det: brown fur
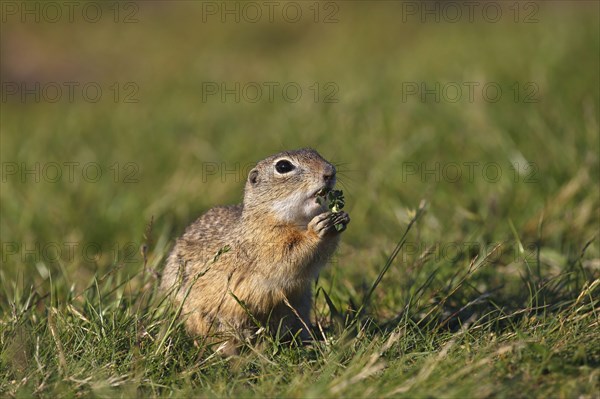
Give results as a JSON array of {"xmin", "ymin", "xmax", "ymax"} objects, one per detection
[{"xmin": 160, "ymin": 148, "xmax": 350, "ymax": 355}]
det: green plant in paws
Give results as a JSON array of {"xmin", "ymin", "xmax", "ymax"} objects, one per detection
[{"xmin": 317, "ymin": 189, "xmax": 345, "ymax": 231}]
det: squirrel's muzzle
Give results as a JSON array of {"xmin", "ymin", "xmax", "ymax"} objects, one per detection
[{"xmin": 323, "ymin": 164, "xmax": 336, "ymax": 185}]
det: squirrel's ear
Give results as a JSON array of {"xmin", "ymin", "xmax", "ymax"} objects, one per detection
[{"xmin": 248, "ymin": 169, "xmax": 259, "ymax": 185}]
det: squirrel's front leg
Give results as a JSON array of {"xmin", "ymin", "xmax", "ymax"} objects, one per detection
[{"xmin": 308, "ymin": 211, "xmax": 351, "ymax": 237}]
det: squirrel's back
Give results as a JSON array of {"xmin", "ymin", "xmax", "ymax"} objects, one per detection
[{"xmin": 160, "ymin": 204, "xmax": 242, "ymax": 293}]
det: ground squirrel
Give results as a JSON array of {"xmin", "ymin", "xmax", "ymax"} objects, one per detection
[{"xmin": 161, "ymin": 148, "xmax": 350, "ymax": 355}]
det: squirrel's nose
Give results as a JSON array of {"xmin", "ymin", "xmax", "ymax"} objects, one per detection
[{"xmin": 323, "ymin": 165, "xmax": 336, "ymax": 183}]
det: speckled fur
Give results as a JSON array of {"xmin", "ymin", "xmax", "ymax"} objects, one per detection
[{"xmin": 160, "ymin": 148, "xmax": 350, "ymax": 354}]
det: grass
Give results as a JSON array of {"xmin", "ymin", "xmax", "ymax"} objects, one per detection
[{"xmin": 1, "ymin": 2, "xmax": 599, "ymax": 398}]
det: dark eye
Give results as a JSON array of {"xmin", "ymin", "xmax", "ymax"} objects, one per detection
[{"xmin": 275, "ymin": 160, "xmax": 295, "ymax": 174}]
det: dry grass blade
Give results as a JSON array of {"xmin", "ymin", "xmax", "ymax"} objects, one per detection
[{"xmin": 47, "ymin": 308, "xmax": 67, "ymax": 375}]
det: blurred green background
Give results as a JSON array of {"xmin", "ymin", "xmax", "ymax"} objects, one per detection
[
  {"xmin": 1, "ymin": 2, "xmax": 599, "ymax": 397},
  {"xmin": 1, "ymin": 1, "xmax": 598, "ymax": 303}
]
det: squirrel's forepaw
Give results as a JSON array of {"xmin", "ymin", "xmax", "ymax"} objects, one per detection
[{"xmin": 308, "ymin": 211, "xmax": 350, "ymax": 237}]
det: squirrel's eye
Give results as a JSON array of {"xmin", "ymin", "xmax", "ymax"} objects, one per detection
[{"xmin": 275, "ymin": 160, "xmax": 295, "ymax": 174}]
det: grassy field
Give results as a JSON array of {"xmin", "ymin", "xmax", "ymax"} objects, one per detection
[{"xmin": 1, "ymin": 1, "xmax": 599, "ymax": 397}]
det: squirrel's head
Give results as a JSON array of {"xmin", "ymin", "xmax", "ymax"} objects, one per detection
[{"xmin": 243, "ymin": 148, "xmax": 337, "ymax": 226}]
